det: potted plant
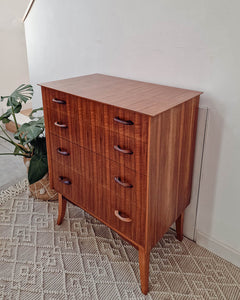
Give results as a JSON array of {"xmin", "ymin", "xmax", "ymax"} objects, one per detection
[{"xmin": 0, "ymin": 84, "xmax": 57, "ymax": 200}]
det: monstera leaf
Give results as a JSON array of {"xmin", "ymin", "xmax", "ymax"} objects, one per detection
[
  {"xmin": 28, "ymin": 137, "xmax": 48, "ymax": 184},
  {"xmin": 14, "ymin": 117, "xmax": 45, "ymax": 144},
  {"xmin": 0, "ymin": 110, "xmax": 11, "ymax": 123},
  {"xmin": 29, "ymin": 107, "xmax": 44, "ymax": 119},
  {"xmin": 0, "ymin": 84, "xmax": 33, "ymax": 124},
  {"xmin": 0, "ymin": 103, "xmax": 22, "ymax": 123},
  {"xmin": 1, "ymin": 84, "xmax": 33, "ymax": 103}
]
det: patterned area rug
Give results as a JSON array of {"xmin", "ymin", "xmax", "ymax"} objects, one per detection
[{"xmin": 0, "ymin": 180, "xmax": 240, "ymax": 300}]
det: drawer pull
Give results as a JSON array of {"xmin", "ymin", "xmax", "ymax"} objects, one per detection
[
  {"xmin": 57, "ymin": 148, "xmax": 70, "ymax": 156},
  {"xmin": 114, "ymin": 116, "xmax": 134, "ymax": 125},
  {"xmin": 114, "ymin": 210, "xmax": 132, "ymax": 223},
  {"xmin": 59, "ymin": 176, "xmax": 71, "ymax": 185},
  {"xmin": 114, "ymin": 176, "xmax": 133, "ymax": 188},
  {"xmin": 114, "ymin": 145, "xmax": 133, "ymax": 155},
  {"xmin": 52, "ymin": 98, "xmax": 66, "ymax": 105},
  {"xmin": 113, "ymin": 145, "xmax": 133, "ymax": 154},
  {"xmin": 54, "ymin": 121, "xmax": 68, "ymax": 128}
]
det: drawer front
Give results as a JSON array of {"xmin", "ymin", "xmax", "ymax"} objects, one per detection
[
  {"xmin": 42, "ymin": 87, "xmax": 149, "ymax": 142},
  {"xmin": 52, "ymin": 162, "xmax": 146, "ymax": 246},
  {"xmin": 51, "ymin": 146, "xmax": 147, "ymax": 205},
  {"xmin": 50, "ymin": 133, "xmax": 147, "ymax": 175},
  {"xmin": 42, "ymin": 87, "xmax": 78, "ymax": 112}
]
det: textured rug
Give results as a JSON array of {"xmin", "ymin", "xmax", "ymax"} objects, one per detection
[{"xmin": 0, "ymin": 180, "xmax": 240, "ymax": 300}]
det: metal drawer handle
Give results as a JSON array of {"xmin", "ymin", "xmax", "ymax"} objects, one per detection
[
  {"xmin": 54, "ymin": 121, "xmax": 68, "ymax": 128},
  {"xmin": 59, "ymin": 176, "xmax": 71, "ymax": 185},
  {"xmin": 57, "ymin": 148, "xmax": 70, "ymax": 156},
  {"xmin": 114, "ymin": 145, "xmax": 133, "ymax": 155},
  {"xmin": 52, "ymin": 98, "xmax": 66, "ymax": 104},
  {"xmin": 114, "ymin": 116, "xmax": 134, "ymax": 125},
  {"xmin": 114, "ymin": 176, "xmax": 133, "ymax": 188},
  {"xmin": 114, "ymin": 210, "xmax": 132, "ymax": 223}
]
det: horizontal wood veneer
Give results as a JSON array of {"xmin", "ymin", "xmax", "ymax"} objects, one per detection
[
  {"xmin": 49, "ymin": 132, "xmax": 148, "ymax": 175},
  {"xmin": 52, "ymin": 161, "xmax": 146, "ymax": 246}
]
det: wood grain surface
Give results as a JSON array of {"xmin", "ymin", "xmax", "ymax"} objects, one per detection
[
  {"xmin": 145, "ymin": 97, "xmax": 199, "ymax": 251},
  {"xmin": 51, "ymin": 147, "xmax": 147, "ymax": 208},
  {"xmin": 49, "ymin": 131, "xmax": 148, "ymax": 175},
  {"xmin": 41, "ymin": 74, "xmax": 202, "ymax": 294},
  {"xmin": 57, "ymin": 193, "xmax": 67, "ymax": 225},
  {"xmin": 52, "ymin": 161, "xmax": 146, "ymax": 246},
  {"xmin": 40, "ymin": 74, "xmax": 202, "ymax": 116},
  {"xmin": 41, "ymin": 87, "xmax": 54, "ymax": 188},
  {"xmin": 42, "ymin": 87, "xmax": 149, "ymax": 142}
]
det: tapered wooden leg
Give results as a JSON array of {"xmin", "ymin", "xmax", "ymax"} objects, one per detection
[
  {"xmin": 139, "ymin": 248, "xmax": 150, "ymax": 295},
  {"xmin": 176, "ymin": 212, "xmax": 184, "ymax": 241},
  {"xmin": 57, "ymin": 193, "xmax": 67, "ymax": 225}
]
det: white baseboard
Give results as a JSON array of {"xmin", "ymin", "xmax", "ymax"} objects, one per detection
[{"xmin": 196, "ymin": 230, "xmax": 240, "ymax": 268}]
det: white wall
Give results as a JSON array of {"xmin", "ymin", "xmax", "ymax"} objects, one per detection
[
  {"xmin": 0, "ymin": 0, "xmax": 30, "ymax": 113},
  {"xmin": 25, "ymin": 0, "xmax": 240, "ymax": 265}
]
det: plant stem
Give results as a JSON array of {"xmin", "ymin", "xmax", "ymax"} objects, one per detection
[
  {"xmin": 10, "ymin": 107, "xmax": 26, "ymax": 146},
  {"xmin": 0, "ymin": 125, "xmax": 29, "ymax": 154},
  {"xmin": 0, "ymin": 124, "xmax": 15, "ymax": 142},
  {"xmin": 0, "ymin": 152, "xmax": 30, "ymax": 157},
  {"xmin": 0, "ymin": 136, "xmax": 21, "ymax": 153},
  {"xmin": 11, "ymin": 107, "xmax": 19, "ymax": 130},
  {"xmin": 0, "ymin": 135, "xmax": 13, "ymax": 144}
]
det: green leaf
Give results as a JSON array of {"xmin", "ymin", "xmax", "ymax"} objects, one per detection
[
  {"xmin": 1, "ymin": 96, "xmax": 8, "ymax": 101},
  {"xmin": 28, "ymin": 153, "xmax": 48, "ymax": 184},
  {"xmin": 7, "ymin": 96, "xmax": 19, "ymax": 107},
  {"xmin": 10, "ymin": 84, "xmax": 33, "ymax": 103},
  {"xmin": 0, "ymin": 100, "xmax": 22, "ymax": 123},
  {"xmin": 14, "ymin": 120, "xmax": 44, "ymax": 144},
  {"xmin": 30, "ymin": 136, "xmax": 47, "ymax": 155},
  {"xmin": 0, "ymin": 84, "xmax": 32, "ymax": 128},
  {"xmin": 28, "ymin": 137, "xmax": 48, "ymax": 184},
  {"xmin": 29, "ymin": 107, "xmax": 43, "ymax": 119},
  {"xmin": 13, "ymin": 102, "xmax": 22, "ymax": 114},
  {"xmin": 0, "ymin": 109, "xmax": 11, "ymax": 121},
  {"xmin": 2, "ymin": 117, "xmax": 11, "ymax": 124}
]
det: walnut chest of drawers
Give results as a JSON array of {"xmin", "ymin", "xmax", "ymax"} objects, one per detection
[{"xmin": 40, "ymin": 74, "xmax": 202, "ymax": 294}]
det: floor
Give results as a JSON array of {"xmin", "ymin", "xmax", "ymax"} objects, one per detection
[
  {"xmin": 0, "ymin": 181, "xmax": 240, "ymax": 299},
  {"xmin": 0, "ymin": 129, "xmax": 27, "ymax": 190}
]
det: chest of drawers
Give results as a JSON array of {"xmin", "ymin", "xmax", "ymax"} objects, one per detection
[{"xmin": 40, "ymin": 74, "xmax": 202, "ymax": 294}]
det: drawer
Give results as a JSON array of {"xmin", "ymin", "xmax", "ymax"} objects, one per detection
[
  {"xmin": 42, "ymin": 87, "xmax": 78, "ymax": 112},
  {"xmin": 49, "ymin": 133, "xmax": 147, "ymax": 175},
  {"xmin": 51, "ymin": 147, "xmax": 147, "ymax": 206},
  {"xmin": 42, "ymin": 87, "xmax": 149, "ymax": 142},
  {"xmin": 52, "ymin": 162, "xmax": 145, "ymax": 246}
]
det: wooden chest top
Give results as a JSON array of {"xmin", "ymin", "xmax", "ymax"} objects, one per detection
[{"xmin": 40, "ymin": 73, "xmax": 202, "ymax": 116}]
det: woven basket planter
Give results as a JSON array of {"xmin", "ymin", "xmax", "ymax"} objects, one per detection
[{"xmin": 24, "ymin": 157, "xmax": 57, "ymax": 201}]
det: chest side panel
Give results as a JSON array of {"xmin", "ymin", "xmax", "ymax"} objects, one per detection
[{"xmin": 146, "ymin": 97, "xmax": 199, "ymax": 250}]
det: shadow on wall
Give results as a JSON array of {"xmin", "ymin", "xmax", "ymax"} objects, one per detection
[{"xmin": 196, "ymin": 95, "xmax": 224, "ymax": 235}]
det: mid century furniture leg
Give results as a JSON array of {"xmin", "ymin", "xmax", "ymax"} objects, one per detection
[
  {"xmin": 57, "ymin": 193, "xmax": 67, "ymax": 225},
  {"xmin": 139, "ymin": 248, "xmax": 150, "ymax": 295},
  {"xmin": 176, "ymin": 212, "xmax": 184, "ymax": 241}
]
